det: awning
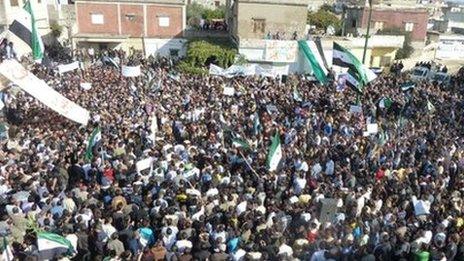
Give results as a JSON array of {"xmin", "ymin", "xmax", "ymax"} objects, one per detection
[{"xmin": 72, "ymin": 34, "xmax": 130, "ymax": 43}]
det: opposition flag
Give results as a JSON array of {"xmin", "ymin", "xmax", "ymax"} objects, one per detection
[
  {"xmin": 85, "ymin": 127, "xmax": 101, "ymax": 160},
  {"xmin": 37, "ymin": 232, "xmax": 73, "ymax": 254},
  {"xmin": 379, "ymin": 97, "xmax": 392, "ymax": 109},
  {"xmin": 298, "ymin": 40, "xmax": 328, "ymax": 85},
  {"xmin": 9, "ymin": 0, "xmax": 44, "ymax": 61},
  {"xmin": 333, "ymin": 42, "xmax": 377, "ymax": 92},
  {"xmin": 232, "ymin": 138, "xmax": 250, "ymax": 150},
  {"xmin": 267, "ymin": 133, "xmax": 282, "ymax": 172},
  {"xmin": 400, "ymin": 82, "xmax": 416, "ymax": 91},
  {"xmin": 1, "ymin": 236, "xmax": 12, "ymax": 261}
]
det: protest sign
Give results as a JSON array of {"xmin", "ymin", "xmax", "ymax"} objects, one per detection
[
  {"xmin": 136, "ymin": 157, "xmax": 154, "ymax": 173},
  {"xmin": 122, "ymin": 65, "xmax": 141, "ymax": 77},
  {"xmin": 349, "ymin": 105, "xmax": 362, "ymax": 114},
  {"xmin": 58, "ymin": 61, "xmax": 80, "ymax": 74},
  {"xmin": 0, "ymin": 60, "xmax": 90, "ymax": 125},
  {"xmin": 223, "ymin": 86, "xmax": 235, "ymax": 96},
  {"xmin": 80, "ymin": 82, "xmax": 92, "ymax": 90},
  {"xmin": 367, "ymin": 123, "xmax": 378, "ymax": 134}
]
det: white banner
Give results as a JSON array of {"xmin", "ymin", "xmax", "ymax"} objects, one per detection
[
  {"xmin": 80, "ymin": 82, "xmax": 92, "ymax": 90},
  {"xmin": 0, "ymin": 60, "xmax": 90, "ymax": 125},
  {"xmin": 122, "ymin": 65, "xmax": 141, "ymax": 77},
  {"xmin": 58, "ymin": 61, "xmax": 80, "ymax": 74},
  {"xmin": 136, "ymin": 157, "xmax": 154, "ymax": 173}
]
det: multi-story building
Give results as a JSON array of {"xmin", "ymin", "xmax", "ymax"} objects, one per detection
[
  {"xmin": 344, "ymin": 5, "xmax": 428, "ymax": 43},
  {"xmin": 228, "ymin": 0, "xmax": 309, "ymax": 43},
  {"xmin": 73, "ymin": 0, "xmax": 187, "ymax": 57}
]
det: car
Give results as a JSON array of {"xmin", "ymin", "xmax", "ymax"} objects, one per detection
[
  {"xmin": 410, "ymin": 67, "xmax": 432, "ymax": 82},
  {"xmin": 432, "ymin": 72, "xmax": 451, "ymax": 86}
]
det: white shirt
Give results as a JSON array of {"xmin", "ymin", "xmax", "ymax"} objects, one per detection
[{"xmin": 175, "ymin": 240, "xmax": 192, "ymax": 252}]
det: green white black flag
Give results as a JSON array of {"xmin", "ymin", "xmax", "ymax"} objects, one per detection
[
  {"xmin": 9, "ymin": 1, "xmax": 44, "ymax": 61},
  {"xmin": 267, "ymin": 133, "xmax": 282, "ymax": 172}
]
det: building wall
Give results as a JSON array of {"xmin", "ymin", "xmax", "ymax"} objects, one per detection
[
  {"xmin": 345, "ymin": 7, "xmax": 428, "ymax": 42},
  {"xmin": 120, "ymin": 4, "xmax": 144, "ymax": 37},
  {"xmin": 75, "ymin": 1, "xmax": 184, "ymax": 38},
  {"xmin": 235, "ymin": 2, "xmax": 307, "ymax": 40},
  {"xmin": 76, "ymin": 3, "xmax": 119, "ymax": 35},
  {"xmin": 146, "ymin": 5, "xmax": 183, "ymax": 38}
]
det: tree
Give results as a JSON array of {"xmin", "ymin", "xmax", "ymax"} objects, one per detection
[
  {"xmin": 178, "ymin": 39, "xmax": 237, "ymax": 75},
  {"xmin": 307, "ymin": 10, "xmax": 341, "ymax": 32},
  {"xmin": 187, "ymin": 3, "xmax": 204, "ymax": 21},
  {"xmin": 50, "ymin": 23, "xmax": 63, "ymax": 38}
]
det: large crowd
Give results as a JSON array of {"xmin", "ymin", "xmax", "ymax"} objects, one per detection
[{"xmin": 1, "ymin": 48, "xmax": 464, "ymax": 261}]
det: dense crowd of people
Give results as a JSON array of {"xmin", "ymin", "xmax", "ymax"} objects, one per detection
[{"xmin": 1, "ymin": 48, "xmax": 464, "ymax": 261}]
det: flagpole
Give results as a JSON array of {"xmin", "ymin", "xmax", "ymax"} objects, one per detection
[
  {"xmin": 362, "ymin": 0, "xmax": 373, "ymax": 64},
  {"xmin": 238, "ymin": 151, "xmax": 260, "ymax": 180}
]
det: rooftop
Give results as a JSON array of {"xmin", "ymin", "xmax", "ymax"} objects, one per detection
[
  {"xmin": 74, "ymin": 0, "xmax": 185, "ymax": 5},
  {"xmin": 237, "ymin": 0, "xmax": 309, "ymax": 6}
]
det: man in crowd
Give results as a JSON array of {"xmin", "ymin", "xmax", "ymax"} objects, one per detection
[{"xmin": 0, "ymin": 48, "xmax": 464, "ymax": 261}]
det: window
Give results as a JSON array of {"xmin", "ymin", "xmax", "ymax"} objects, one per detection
[
  {"xmin": 373, "ymin": 21, "xmax": 384, "ymax": 30},
  {"xmin": 215, "ymin": 1, "xmax": 220, "ymax": 7},
  {"xmin": 405, "ymin": 22, "xmax": 414, "ymax": 32},
  {"xmin": 91, "ymin": 13, "xmax": 104, "ymax": 24},
  {"xmin": 10, "ymin": 0, "xmax": 19, "ymax": 6},
  {"xmin": 158, "ymin": 16, "xmax": 170, "ymax": 27},
  {"xmin": 252, "ymin": 18, "xmax": 265, "ymax": 33},
  {"xmin": 125, "ymin": 13, "xmax": 136, "ymax": 21},
  {"xmin": 170, "ymin": 49, "xmax": 179, "ymax": 57}
]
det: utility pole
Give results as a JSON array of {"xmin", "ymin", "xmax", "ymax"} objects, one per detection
[{"xmin": 362, "ymin": 0, "xmax": 373, "ymax": 64}]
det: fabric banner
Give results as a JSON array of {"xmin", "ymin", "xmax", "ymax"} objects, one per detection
[
  {"xmin": 136, "ymin": 157, "xmax": 154, "ymax": 173},
  {"xmin": 209, "ymin": 64, "xmax": 274, "ymax": 78},
  {"xmin": 298, "ymin": 40, "xmax": 328, "ymax": 84},
  {"xmin": 58, "ymin": 61, "xmax": 79, "ymax": 74},
  {"xmin": 80, "ymin": 82, "xmax": 91, "ymax": 90},
  {"xmin": 0, "ymin": 60, "xmax": 90, "ymax": 125},
  {"xmin": 122, "ymin": 65, "xmax": 141, "ymax": 77}
]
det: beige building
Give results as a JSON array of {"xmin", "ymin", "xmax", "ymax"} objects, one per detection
[{"xmin": 228, "ymin": 0, "xmax": 309, "ymax": 43}]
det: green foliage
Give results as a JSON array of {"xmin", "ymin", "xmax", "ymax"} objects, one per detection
[
  {"xmin": 202, "ymin": 7, "xmax": 225, "ymax": 20},
  {"xmin": 187, "ymin": 3, "xmax": 226, "ymax": 22},
  {"xmin": 50, "ymin": 23, "xmax": 63, "ymax": 38},
  {"xmin": 378, "ymin": 28, "xmax": 414, "ymax": 59},
  {"xmin": 235, "ymin": 54, "xmax": 248, "ymax": 65},
  {"xmin": 177, "ymin": 61, "xmax": 208, "ymax": 75},
  {"xmin": 319, "ymin": 3, "xmax": 334, "ymax": 12},
  {"xmin": 185, "ymin": 40, "xmax": 237, "ymax": 68},
  {"xmin": 187, "ymin": 3, "xmax": 205, "ymax": 21},
  {"xmin": 307, "ymin": 9, "xmax": 341, "ymax": 32}
]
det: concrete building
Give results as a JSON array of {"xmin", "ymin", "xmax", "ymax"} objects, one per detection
[
  {"xmin": 73, "ymin": 0, "xmax": 187, "ymax": 57},
  {"xmin": 344, "ymin": 6, "xmax": 428, "ymax": 42},
  {"xmin": 238, "ymin": 35, "xmax": 404, "ymax": 74},
  {"xmin": 442, "ymin": 6, "xmax": 464, "ymax": 33},
  {"xmin": 228, "ymin": 0, "xmax": 309, "ymax": 43}
]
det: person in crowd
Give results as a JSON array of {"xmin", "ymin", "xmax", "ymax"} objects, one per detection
[{"xmin": 1, "ymin": 47, "xmax": 464, "ymax": 261}]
